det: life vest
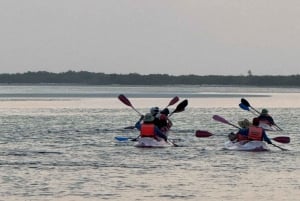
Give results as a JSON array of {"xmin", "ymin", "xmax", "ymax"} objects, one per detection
[
  {"xmin": 248, "ymin": 126, "xmax": 263, "ymax": 141},
  {"xmin": 140, "ymin": 124, "xmax": 155, "ymax": 138},
  {"xmin": 237, "ymin": 133, "xmax": 248, "ymax": 141}
]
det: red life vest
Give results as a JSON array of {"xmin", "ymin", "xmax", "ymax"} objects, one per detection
[
  {"xmin": 140, "ymin": 124, "xmax": 155, "ymax": 138},
  {"xmin": 248, "ymin": 126, "xmax": 263, "ymax": 141},
  {"xmin": 237, "ymin": 133, "xmax": 248, "ymax": 141}
]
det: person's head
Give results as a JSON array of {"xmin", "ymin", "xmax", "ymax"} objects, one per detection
[
  {"xmin": 261, "ymin": 108, "xmax": 269, "ymax": 115},
  {"xmin": 252, "ymin": 117, "xmax": 260, "ymax": 126},
  {"xmin": 150, "ymin": 107, "xmax": 160, "ymax": 115},
  {"xmin": 238, "ymin": 119, "xmax": 251, "ymax": 128},
  {"xmin": 143, "ymin": 113, "xmax": 155, "ymax": 123}
]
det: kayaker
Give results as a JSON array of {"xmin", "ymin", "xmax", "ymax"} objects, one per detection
[
  {"xmin": 257, "ymin": 108, "xmax": 275, "ymax": 127},
  {"xmin": 238, "ymin": 119, "xmax": 251, "ymax": 129},
  {"xmin": 155, "ymin": 108, "xmax": 173, "ymax": 132},
  {"xmin": 135, "ymin": 113, "xmax": 168, "ymax": 142},
  {"xmin": 238, "ymin": 117, "xmax": 273, "ymax": 144},
  {"xmin": 150, "ymin": 106, "xmax": 173, "ymax": 132}
]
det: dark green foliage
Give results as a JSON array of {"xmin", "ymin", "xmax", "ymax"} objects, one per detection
[{"xmin": 0, "ymin": 71, "xmax": 299, "ymax": 86}]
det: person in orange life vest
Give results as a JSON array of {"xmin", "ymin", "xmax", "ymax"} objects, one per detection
[
  {"xmin": 228, "ymin": 119, "xmax": 251, "ymax": 142},
  {"xmin": 150, "ymin": 106, "xmax": 161, "ymax": 127},
  {"xmin": 257, "ymin": 108, "xmax": 275, "ymax": 126},
  {"xmin": 135, "ymin": 113, "xmax": 168, "ymax": 141},
  {"xmin": 238, "ymin": 117, "xmax": 272, "ymax": 144},
  {"xmin": 155, "ymin": 108, "xmax": 173, "ymax": 132}
]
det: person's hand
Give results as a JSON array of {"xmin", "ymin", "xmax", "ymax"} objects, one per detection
[{"xmin": 139, "ymin": 115, "xmax": 144, "ymax": 121}]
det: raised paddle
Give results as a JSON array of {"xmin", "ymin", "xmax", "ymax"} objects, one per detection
[
  {"xmin": 118, "ymin": 94, "xmax": 143, "ymax": 116},
  {"xmin": 212, "ymin": 115, "xmax": 240, "ymax": 129},
  {"xmin": 120, "ymin": 96, "xmax": 179, "ymax": 129},
  {"xmin": 212, "ymin": 115, "xmax": 290, "ymax": 144},
  {"xmin": 165, "ymin": 96, "xmax": 179, "ymax": 108},
  {"xmin": 239, "ymin": 103, "xmax": 257, "ymax": 115},
  {"xmin": 240, "ymin": 98, "xmax": 284, "ymax": 131},
  {"xmin": 241, "ymin": 98, "xmax": 260, "ymax": 114},
  {"xmin": 169, "ymin": 99, "xmax": 188, "ymax": 117}
]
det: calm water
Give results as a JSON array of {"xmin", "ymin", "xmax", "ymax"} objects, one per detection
[{"xmin": 0, "ymin": 85, "xmax": 299, "ymax": 201}]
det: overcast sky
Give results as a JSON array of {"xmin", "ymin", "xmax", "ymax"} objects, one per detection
[{"xmin": 0, "ymin": 0, "xmax": 299, "ymax": 75}]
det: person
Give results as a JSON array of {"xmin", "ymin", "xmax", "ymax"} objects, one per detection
[
  {"xmin": 150, "ymin": 106, "xmax": 161, "ymax": 126},
  {"xmin": 238, "ymin": 119, "xmax": 251, "ymax": 129},
  {"xmin": 228, "ymin": 119, "xmax": 251, "ymax": 142},
  {"xmin": 238, "ymin": 117, "xmax": 272, "ymax": 144},
  {"xmin": 135, "ymin": 113, "xmax": 168, "ymax": 142},
  {"xmin": 155, "ymin": 108, "xmax": 173, "ymax": 132},
  {"xmin": 257, "ymin": 108, "xmax": 275, "ymax": 127}
]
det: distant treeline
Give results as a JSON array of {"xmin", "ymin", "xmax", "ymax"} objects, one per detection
[{"xmin": 0, "ymin": 71, "xmax": 299, "ymax": 87}]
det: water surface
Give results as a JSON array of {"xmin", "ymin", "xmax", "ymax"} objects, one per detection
[{"xmin": 0, "ymin": 85, "xmax": 299, "ymax": 201}]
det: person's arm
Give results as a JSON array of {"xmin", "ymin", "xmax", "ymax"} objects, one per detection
[
  {"xmin": 238, "ymin": 128, "xmax": 248, "ymax": 136},
  {"xmin": 134, "ymin": 115, "xmax": 144, "ymax": 130},
  {"xmin": 268, "ymin": 116, "xmax": 275, "ymax": 125}
]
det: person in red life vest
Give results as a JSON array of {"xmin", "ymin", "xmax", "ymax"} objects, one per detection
[
  {"xmin": 257, "ymin": 108, "xmax": 275, "ymax": 127},
  {"xmin": 135, "ymin": 113, "xmax": 168, "ymax": 142},
  {"xmin": 239, "ymin": 117, "xmax": 273, "ymax": 144},
  {"xmin": 155, "ymin": 108, "xmax": 173, "ymax": 133},
  {"xmin": 228, "ymin": 119, "xmax": 251, "ymax": 142},
  {"xmin": 228, "ymin": 118, "xmax": 272, "ymax": 144}
]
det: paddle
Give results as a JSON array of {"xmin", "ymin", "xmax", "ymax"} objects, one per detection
[
  {"xmin": 165, "ymin": 96, "xmax": 179, "ymax": 108},
  {"xmin": 270, "ymin": 143, "xmax": 288, "ymax": 151},
  {"xmin": 115, "ymin": 136, "xmax": 139, "ymax": 141},
  {"xmin": 120, "ymin": 95, "xmax": 179, "ymax": 129},
  {"xmin": 241, "ymin": 98, "xmax": 260, "ymax": 114},
  {"xmin": 169, "ymin": 99, "xmax": 188, "ymax": 117},
  {"xmin": 239, "ymin": 103, "xmax": 257, "ymax": 115},
  {"xmin": 240, "ymin": 98, "xmax": 284, "ymax": 131},
  {"xmin": 195, "ymin": 130, "xmax": 214, "ymax": 137},
  {"xmin": 118, "ymin": 94, "xmax": 143, "ymax": 116},
  {"xmin": 212, "ymin": 115, "xmax": 240, "ymax": 129},
  {"xmin": 212, "ymin": 115, "xmax": 290, "ymax": 144}
]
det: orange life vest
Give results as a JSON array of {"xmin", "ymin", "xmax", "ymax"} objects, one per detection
[
  {"xmin": 140, "ymin": 124, "xmax": 155, "ymax": 138},
  {"xmin": 237, "ymin": 133, "xmax": 248, "ymax": 141},
  {"xmin": 248, "ymin": 126, "xmax": 263, "ymax": 141}
]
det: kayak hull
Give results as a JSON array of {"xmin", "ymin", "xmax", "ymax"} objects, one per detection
[
  {"xmin": 224, "ymin": 141, "xmax": 269, "ymax": 151},
  {"xmin": 134, "ymin": 137, "xmax": 172, "ymax": 148}
]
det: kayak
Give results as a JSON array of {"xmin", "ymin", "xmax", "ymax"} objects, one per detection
[
  {"xmin": 224, "ymin": 140, "xmax": 269, "ymax": 151},
  {"xmin": 134, "ymin": 137, "xmax": 173, "ymax": 148}
]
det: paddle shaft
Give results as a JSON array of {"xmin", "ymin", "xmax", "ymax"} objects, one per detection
[
  {"xmin": 241, "ymin": 99, "xmax": 284, "ymax": 131},
  {"xmin": 271, "ymin": 143, "xmax": 288, "ymax": 151}
]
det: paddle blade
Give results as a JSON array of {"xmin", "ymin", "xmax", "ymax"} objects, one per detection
[
  {"xmin": 118, "ymin": 94, "xmax": 132, "ymax": 107},
  {"xmin": 273, "ymin": 136, "xmax": 290, "ymax": 144},
  {"xmin": 239, "ymin": 103, "xmax": 250, "ymax": 111},
  {"xmin": 195, "ymin": 130, "xmax": 213, "ymax": 137},
  {"xmin": 212, "ymin": 115, "xmax": 229, "ymax": 124},
  {"xmin": 173, "ymin": 99, "xmax": 188, "ymax": 113},
  {"xmin": 115, "ymin": 136, "xmax": 129, "ymax": 141},
  {"xmin": 241, "ymin": 98, "xmax": 250, "ymax": 107},
  {"xmin": 168, "ymin": 96, "xmax": 179, "ymax": 107}
]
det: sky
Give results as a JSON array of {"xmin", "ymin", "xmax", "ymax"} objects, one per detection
[{"xmin": 0, "ymin": 0, "xmax": 299, "ymax": 76}]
